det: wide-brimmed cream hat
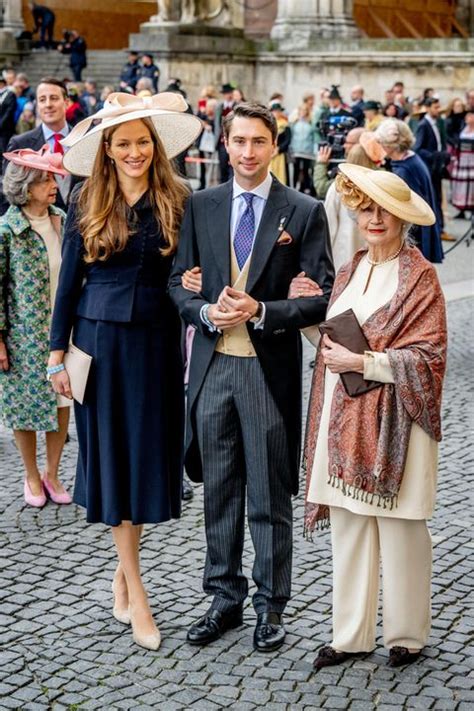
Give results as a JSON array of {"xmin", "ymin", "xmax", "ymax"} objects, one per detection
[
  {"xmin": 338, "ymin": 164, "xmax": 436, "ymax": 226},
  {"xmin": 61, "ymin": 92, "xmax": 203, "ymax": 177}
]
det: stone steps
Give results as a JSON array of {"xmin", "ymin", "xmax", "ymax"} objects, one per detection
[{"xmin": 14, "ymin": 49, "xmax": 127, "ymax": 89}]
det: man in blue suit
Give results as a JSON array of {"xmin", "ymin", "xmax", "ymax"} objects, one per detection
[{"xmin": 414, "ymin": 98, "xmax": 454, "ymax": 241}]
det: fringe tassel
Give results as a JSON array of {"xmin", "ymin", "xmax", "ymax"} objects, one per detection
[
  {"xmin": 327, "ymin": 475, "xmax": 398, "ymax": 512},
  {"xmin": 304, "ymin": 517, "xmax": 331, "ymax": 540}
]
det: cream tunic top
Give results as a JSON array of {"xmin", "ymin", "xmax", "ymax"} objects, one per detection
[{"xmin": 307, "ymin": 255, "xmax": 438, "ymax": 520}]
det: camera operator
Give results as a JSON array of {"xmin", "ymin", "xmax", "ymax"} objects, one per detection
[
  {"xmin": 313, "ymin": 123, "xmax": 362, "ymax": 199},
  {"xmin": 327, "ymin": 85, "xmax": 352, "ymax": 119}
]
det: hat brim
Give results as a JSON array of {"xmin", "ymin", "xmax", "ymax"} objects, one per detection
[
  {"xmin": 62, "ymin": 109, "xmax": 203, "ymax": 177},
  {"xmin": 339, "ymin": 164, "xmax": 436, "ymax": 226},
  {"xmin": 3, "ymin": 154, "xmax": 69, "ymax": 177}
]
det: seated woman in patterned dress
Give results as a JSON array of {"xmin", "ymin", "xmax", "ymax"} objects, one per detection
[{"xmin": 0, "ymin": 146, "xmax": 72, "ymax": 507}]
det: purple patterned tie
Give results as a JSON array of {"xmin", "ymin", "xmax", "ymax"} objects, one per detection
[{"xmin": 233, "ymin": 192, "xmax": 255, "ymax": 270}]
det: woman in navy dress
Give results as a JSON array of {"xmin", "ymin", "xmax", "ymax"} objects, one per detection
[
  {"xmin": 48, "ymin": 93, "xmax": 201, "ymax": 650},
  {"xmin": 375, "ymin": 118, "xmax": 444, "ymax": 263}
]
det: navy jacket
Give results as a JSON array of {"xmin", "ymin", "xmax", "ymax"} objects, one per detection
[
  {"xmin": 120, "ymin": 61, "xmax": 139, "ymax": 90},
  {"xmin": 68, "ymin": 37, "xmax": 87, "ymax": 68},
  {"xmin": 50, "ymin": 193, "xmax": 178, "ymax": 351},
  {"xmin": 414, "ymin": 117, "xmax": 448, "ymax": 173},
  {"xmin": 136, "ymin": 63, "xmax": 160, "ymax": 92}
]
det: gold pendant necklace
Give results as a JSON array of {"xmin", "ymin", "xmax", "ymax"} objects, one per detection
[{"xmin": 363, "ymin": 241, "xmax": 404, "ymax": 295}]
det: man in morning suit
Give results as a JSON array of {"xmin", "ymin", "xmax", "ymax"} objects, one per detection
[
  {"xmin": 3, "ymin": 77, "xmax": 76, "ymax": 215},
  {"xmin": 169, "ymin": 103, "xmax": 334, "ymax": 652}
]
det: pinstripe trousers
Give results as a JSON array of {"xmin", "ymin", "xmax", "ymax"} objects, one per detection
[{"xmin": 195, "ymin": 353, "xmax": 293, "ymax": 614}]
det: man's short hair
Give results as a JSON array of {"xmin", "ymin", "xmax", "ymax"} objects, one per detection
[
  {"xmin": 223, "ymin": 102, "xmax": 278, "ymax": 142},
  {"xmin": 424, "ymin": 97, "xmax": 440, "ymax": 108},
  {"xmin": 37, "ymin": 77, "xmax": 67, "ymax": 99}
]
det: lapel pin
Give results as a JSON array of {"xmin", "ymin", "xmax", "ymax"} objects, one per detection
[{"xmin": 278, "ymin": 217, "xmax": 287, "ymax": 233}]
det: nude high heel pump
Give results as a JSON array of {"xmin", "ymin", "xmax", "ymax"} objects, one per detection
[
  {"xmin": 129, "ymin": 606, "xmax": 161, "ymax": 651},
  {"xmin": 111, "ymin": 580, "xmax": 131, "ymax": 625}
]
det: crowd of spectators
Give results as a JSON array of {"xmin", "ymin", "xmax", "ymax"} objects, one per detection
[{"xmin": 0, "ymin": 61, "xmax": 473, "ymax": 253}]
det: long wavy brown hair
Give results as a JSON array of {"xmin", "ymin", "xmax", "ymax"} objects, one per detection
[{"xmin": 78, "ymin": 117, "xmax": 189, "ymax": 263}]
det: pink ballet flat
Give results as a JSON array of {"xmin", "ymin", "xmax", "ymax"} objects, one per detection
[
  {"xmin": 24, "ymin": 479, "xmax": 47, "ymax": 508},
  {"xmin": 42, "ymin": 476, "xmax": 72, "ymax": 505}
]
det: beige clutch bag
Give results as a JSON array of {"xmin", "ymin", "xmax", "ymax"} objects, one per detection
[{"xmin": 63, "ymin": 343, "xmax": 92, "ymax": 405}]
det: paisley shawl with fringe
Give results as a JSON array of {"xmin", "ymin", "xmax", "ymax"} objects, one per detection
[{"xmin": 304, "ymin": 244, "xmax": 447, "ymax": 535}]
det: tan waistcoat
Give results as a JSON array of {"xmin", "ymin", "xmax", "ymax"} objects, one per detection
[{"xmin": 215, "ymin": 246, "xmax": 257, "ymax": 358}]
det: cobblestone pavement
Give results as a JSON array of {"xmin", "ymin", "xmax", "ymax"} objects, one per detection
[{"xmin": 1, "ymin": 223, "xmax": 473, "ymax": 710}]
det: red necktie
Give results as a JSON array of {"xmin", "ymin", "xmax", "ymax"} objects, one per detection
[{"xmin": 53, "ymin": 133, "xmax": 64, "ymax": 155}]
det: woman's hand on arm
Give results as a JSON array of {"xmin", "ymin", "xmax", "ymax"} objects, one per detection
[
  {"xmin": 321, "ymin": 334, "xmax": 364, "ymax": 374},
  {"xmin": 181, "ymin": 266, "xmax": 202, "ymax": 294},
  {"xmin": 288, "ymin": 271, "xmax": 323, "ymax": 299},
  {"xmin": 48, "ymin": 350, "xmax": 73, "ymax": 399}
]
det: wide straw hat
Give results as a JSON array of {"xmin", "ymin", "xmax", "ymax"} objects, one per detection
[
  {"xmin": 3, "ymin": 144, "xmax": 68, "ymax": 176},
  {"xmin": 61, "ymin": 92, "xmax": 203, "ymax": 177},
  {"xmin": 338, "ymin": 164, "xmax": 436, "ymax": 226}
]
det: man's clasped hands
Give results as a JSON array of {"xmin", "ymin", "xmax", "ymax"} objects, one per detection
[{"xmin": 181, "ymin": 266, "xmax": 322, "ymax": 329}]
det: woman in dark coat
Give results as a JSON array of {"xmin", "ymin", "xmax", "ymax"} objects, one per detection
[
  {"xmin": 375, "ymin": 118, "xmax": 443, "ymax": 263},
  {"xmin": 48, "ymin": 93, "xmax": 201, "ymax": 651}
]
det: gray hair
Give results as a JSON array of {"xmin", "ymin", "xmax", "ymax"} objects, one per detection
[
  {"xmin": 135, "ymin": 77, "xmax": 153, "ymax": 92},
  {"xmin": 2, "ymin": 162, "xmax": 48, "ymax": 207},
  {"xmin": 374, "ymin": 118, "xmax": 414, "ymax": 153}
]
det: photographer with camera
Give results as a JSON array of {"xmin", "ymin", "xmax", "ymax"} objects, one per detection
[
  {"xmin": 57, "ymin": 30, "xmax": 87, "ymax": 82},
  {"xmin": 313, "ymin": 122, "xmax": 362, "ymax": 199}
]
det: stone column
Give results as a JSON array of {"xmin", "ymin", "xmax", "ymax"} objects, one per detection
[
  {"xmin": 0, "ymin": 0, "xmax": 25, "ymax": 33},
  {"xmin": 271, "ymin": 0, "xmax": 358, "ymax": 48}
]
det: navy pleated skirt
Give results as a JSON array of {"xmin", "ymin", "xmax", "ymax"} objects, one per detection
[{"xmin": 72, "ymin": 316, "xmax": 184, "ymax": 526}]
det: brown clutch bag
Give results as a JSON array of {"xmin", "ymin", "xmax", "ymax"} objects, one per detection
[{"xmin": 318, "ymin": 308, "xmax": 383, "ymax": 397}]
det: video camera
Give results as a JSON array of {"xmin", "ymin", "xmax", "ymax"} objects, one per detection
[{"xmin": 318, "ymin": 115, "xmax": 358, "ymax": 162}]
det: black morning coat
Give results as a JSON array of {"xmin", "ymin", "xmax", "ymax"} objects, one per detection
[{"xmin": 168, "ymin": 176, "xmax": 335, "ymax": 495}]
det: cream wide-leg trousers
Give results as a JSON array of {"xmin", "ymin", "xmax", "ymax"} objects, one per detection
[{"xmin": 330, "ymin": 506, "xmax": 432, "ymax": 653}]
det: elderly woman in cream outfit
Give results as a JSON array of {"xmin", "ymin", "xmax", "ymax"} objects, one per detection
[{"xmin": 298, "ymin": 165, "xmax": 447, "ymax": 670}]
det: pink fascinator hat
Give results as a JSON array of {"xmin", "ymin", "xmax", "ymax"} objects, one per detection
[{"xmin": 2, "ymin": 144, "xmax": 68, "ymax": 176}]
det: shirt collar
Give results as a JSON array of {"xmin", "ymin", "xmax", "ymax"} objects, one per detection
[
  {"xmin": 425, "ymin": 114, "xmax": 437, "ymax": 127},
  {"xmin": 42, "ymin": 123, "xmax": 69, "ymax": 140},
  {"xmin": 232, "ymin": 172, "xmax": 273, "ymax": 202}
]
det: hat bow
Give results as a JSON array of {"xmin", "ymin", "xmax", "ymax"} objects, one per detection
[{"xmin": 61, "ymin": 92, "xmax": 188, "ymax": 148}]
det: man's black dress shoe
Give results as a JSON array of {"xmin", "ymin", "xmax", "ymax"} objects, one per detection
[
  {"xmin": 187, "ymin": 608, "xmax": 243, "ymax": 646},
  {"xmin": 253, "ymin": 612, "xmax": 285, "ymax": 652},
  {"xmin": 313, "ymin": 645, "xmax": 355, "ymax": 670},
  {"xmin": 388, "ymin": 646, "xmax": 421, "ymax": 667},
  {"xmin": 182, "ymin": 477, "xmax": 194, "ymax": 501}
]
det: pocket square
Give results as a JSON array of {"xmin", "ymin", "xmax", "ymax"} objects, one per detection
[{"xmin": 277, "ymin": 231, "xmax": 293, "ymax": 245}]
